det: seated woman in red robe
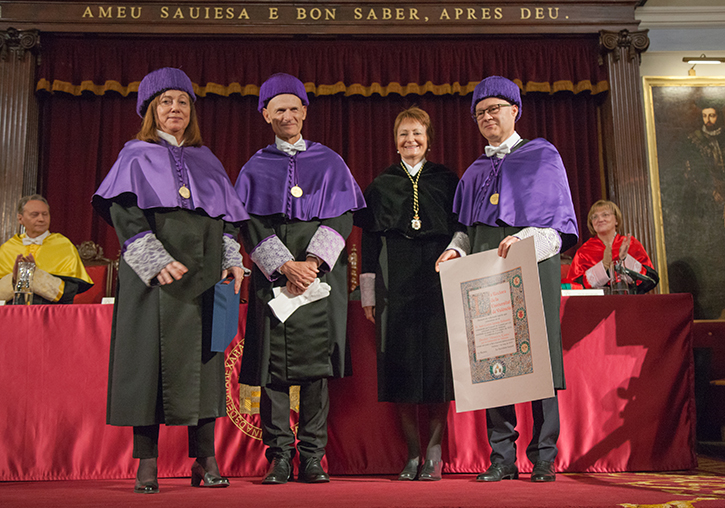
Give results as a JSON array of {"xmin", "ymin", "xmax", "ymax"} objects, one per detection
[{"xmin": 565, "ymin": 200, "xmax": 658, "ymax": 294}]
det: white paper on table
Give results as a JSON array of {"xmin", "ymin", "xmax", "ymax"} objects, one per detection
[
  {"xmin": 561, "ymin": 288, "xmax": 604, "ymax": 296},
  {"xmin": 439, "ymin": 236, "xmax": 554, "ymax": 413}
]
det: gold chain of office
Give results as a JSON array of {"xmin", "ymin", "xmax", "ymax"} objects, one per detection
[{"xmin": 401, "ymin": 161, "xmax": 424, "ymax": 230}]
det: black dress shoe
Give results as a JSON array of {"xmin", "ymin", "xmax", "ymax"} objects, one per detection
[
  {"xmin": 398, "ymin": 458, "xmax": 420, "ymax": 481},
  {"xmin": 134, "ymin": 458, "xmax": 159, "ymax": 494},
  {"xmin": 531, "ymin": 460, "xmax": 556, "ymax": 482},
  {"xmin": 299, "ymin": 457, "xmax": 330, "ymax": 483},
  {"xmin": 191, "ymin": 460, "xmax": 230, "ymax": 488},
  {"xmin": 134, "ymin": 480, "xmax": 159, "ymax": 494},
  {"xmin": 476, "ymin": 462, "xmax": 519, "ymax": 482},
  {"xmin": 418, "ymin": 459, "xmax": 443, "ymax": 481},
  {"xmin": 263, "ymin": 457, "xmax": 293, "ymax": 484}
]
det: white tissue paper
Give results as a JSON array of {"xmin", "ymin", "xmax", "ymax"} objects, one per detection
[{"xmin": 268, "ymin": 279, "xmax": 332, "ymax": 323}]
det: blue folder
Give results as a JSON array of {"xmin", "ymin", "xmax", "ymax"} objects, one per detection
[{"xmin": 211, "ymin": 277, "xmax": 240, "ymax": 352}]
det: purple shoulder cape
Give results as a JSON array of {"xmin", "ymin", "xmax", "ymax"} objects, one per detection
[
  {"xmin": 453, "ymin": 138, "xmax": 579, "ymax": 251},
  {"xmin": 235, "ymin": 141, "xmax": 365, "ymax": 221},
  {"xmin": 93, "ymin": 139, "xmax": 249, "ymax": 224}
]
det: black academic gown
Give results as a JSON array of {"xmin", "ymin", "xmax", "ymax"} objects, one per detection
[
  {"xmin": 106, "ymin": 202, "xmax": 235, "ymax": 426},
  {"xmin": 355, "ymin": 162, "xmax": 459, "ymax": 403},
  {"xmin": 240, "ymin": 213, "xmax": 353, "ymax": 386}
]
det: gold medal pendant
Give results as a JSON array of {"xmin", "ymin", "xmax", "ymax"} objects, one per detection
[
  {"xmin": 490, "ymin": 193, "xmax": 499, "ymax": 205},
  {"xmin": 290, "ymin": 185, "xmax": 303, "ymax": 198},
  {"xmin": 179, "ymin": 185, "xmax": 191, "ymax": 199},
  {"xmin": 411, "ymin": 217, "xmax": 421, "ymax": 230}
]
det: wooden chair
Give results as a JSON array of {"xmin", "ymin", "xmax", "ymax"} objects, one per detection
[{"xmin": 73, "ymin": 241, "xmax": 117, "ymax": 304}]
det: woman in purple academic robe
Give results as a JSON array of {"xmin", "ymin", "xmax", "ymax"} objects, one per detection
[{"xmin": 93, "ymin": 68, "xmax": 248, "ymax": 494}]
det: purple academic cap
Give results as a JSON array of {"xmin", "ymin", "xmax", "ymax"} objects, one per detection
[
  {"xmin": 258, "ymin": 73, "xmax": 309, "ymax": 113},
  {"xmin": 471, "ymin": 76, "xmax": 522, "ymax": 121},
  {"xmin": 136, "ymin": 67, "xmax": 196, "ymax": 118}
]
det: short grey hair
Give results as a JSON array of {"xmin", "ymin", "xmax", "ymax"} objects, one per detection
[{"xmin": 17, "ymin": 194, "xmax": 49, "ymax": 215}]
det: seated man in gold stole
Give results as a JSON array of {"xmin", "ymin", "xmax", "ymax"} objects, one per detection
[{"xmin": 0, "ymin": 195, "xmax": 93, "ymax": 304}]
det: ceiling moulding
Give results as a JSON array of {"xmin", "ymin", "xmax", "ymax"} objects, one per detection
[{"xmin": 636, "ymin": 7, "xmax": 725, "ymax": 28}]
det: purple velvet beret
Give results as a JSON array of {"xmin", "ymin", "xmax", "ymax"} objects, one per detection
[
  {"xmin": 136, "ymin": 68, "xmax": 197, "ymax": 118},
  {"xmin": 258, "ymin": 73, "xmax": 309, "ymax": 113},
  {"xmin": 471, "ymin": 76, "xmax": 522, "ymax": 121}
]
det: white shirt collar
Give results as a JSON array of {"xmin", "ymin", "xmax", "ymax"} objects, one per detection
[
  {"xmin": 157, "ymin": 129, "xmax": 183, "ymax": 147},
  {"xmin": 22, "ymin": 230, "xmax": 51, "ymax": 246},
  {"xmin": 703, "ymin": 125, "xmax": 723, "ymax": 137},
  {"xmin": 275, "ymin": 136, "xmax": 307, "ymax": 156},
  {"xmin": 485, "ymin": 131, "xmax": 522, "ymax": 158},
  {"xmin": 401, "ymin": 158, "xmax": 426, "ymax": 177}
]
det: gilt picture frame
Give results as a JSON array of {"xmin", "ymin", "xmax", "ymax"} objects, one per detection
[{"xmin": 643, "ymin": 76, "xmax": 725, "ymax": 319}]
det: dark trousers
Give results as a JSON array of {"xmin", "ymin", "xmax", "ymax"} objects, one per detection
[
  {"xmin": 260, "ymin": 379, "xmax": 329, "ymax": 463},
  {"xmin": 486, "ymin": 393, "xmax": 560, "ymax": 465},
  {"xmin": 132, "ymin": 418, "xmax": 217, "ymax": 459}
]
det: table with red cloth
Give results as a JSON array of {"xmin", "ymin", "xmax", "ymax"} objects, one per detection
[{"xmin": 0, "ymin": 294, "xmax": 695, "ymax": 481}]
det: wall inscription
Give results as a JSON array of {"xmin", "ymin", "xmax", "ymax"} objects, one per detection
[
  {"xmin": 0, "ymin": 2, "xmax": 640, "ymax": 34},
  {"xmin": 73, "ymin": 5, "xmax": 566, "ymax": 23}
]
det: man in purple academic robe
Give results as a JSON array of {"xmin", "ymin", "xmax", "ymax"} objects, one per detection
[
  {"xmin": 235, "ymin": 73, "xmax": 364, "ymax": 484},
  {"xmin": 436, "ymin": 76, "xmax": 578, "ymax": 483}
]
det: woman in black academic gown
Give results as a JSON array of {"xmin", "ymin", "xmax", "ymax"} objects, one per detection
[{"xmin": 354, "ymin": 107, "xmax": 459, "ymax": 481}]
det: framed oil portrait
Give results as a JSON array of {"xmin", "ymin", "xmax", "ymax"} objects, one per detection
[{"xmin": 643, "ymin": 76, "xmax": 725, "ymax": 320}]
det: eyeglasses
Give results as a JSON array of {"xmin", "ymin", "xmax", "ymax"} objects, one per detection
[
  {"xmin": 472, "ymin": 104, "xmax": 513, "ymax": 121},
  {"xmin": 591, "ymin": 212, "xmax": 613, "ymax": 221}
]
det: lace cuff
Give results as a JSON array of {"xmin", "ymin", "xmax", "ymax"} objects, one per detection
[
  {"xmin": 585, "ymin": 261, "xmax": 610, "ymax": 289},
  {"xmin": 249, "ymin": 234, "xmax": 294, "ymax": 281},
  {"xmin": 0, "ymin": 274, "xmax": 13, "ymax": 301},
  {"xmin": 32, "ymin": 268, "xmax": 64, "ymax": 302},
  {"xmin": 307, "ymin": 225, "xmax": 346, "ymax": 272},
  {"xmin": 623, "ymin": 254, "xmax": 643, "ymax": 274},
  {"xmin": 446, "ymin": 231, "xmax": 470, "ymax": 257},
  {"xmin": 123, "ymin": 231, "xmax": 176, "ymax": 287},
  {"xmin": 222, "ymin": 234, "xmax": 244, "ymax": 271},
  {"xmin": 360, "ymin": 273, "xmax": 376, "ymax": 307},
  {"xmin": 513, "ymin": 227, "xmax": 561, "ymax": 262}
]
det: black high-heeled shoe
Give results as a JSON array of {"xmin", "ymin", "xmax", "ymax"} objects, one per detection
[
  {"xmin": 191, "ymin": 460, "xmax": 230, "ymax": 488},
  {"xmin": 134, "ymin": 458, "xmax": 159, "ymax": 494},
  {"xmin": 398, "ymin": 457, "xmax": 420, "ymax": 481},
  {"xmin": 418, "ymin": 459, "xmax": 443, "ymax": 481}
]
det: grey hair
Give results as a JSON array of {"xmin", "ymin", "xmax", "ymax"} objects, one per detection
[{"xmin": 17, "ymin": 194, "xmax": 49, "ymax": 214}]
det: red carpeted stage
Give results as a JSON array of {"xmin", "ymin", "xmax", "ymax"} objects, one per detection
[
  {"xmin": 2, "ymin": 458, "xmax": 725, "ymax": 508},
  {"xmin": 0, "ymin": 294, "xmax": 695, "ymax": 483}
]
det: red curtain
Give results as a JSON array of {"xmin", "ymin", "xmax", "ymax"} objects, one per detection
[
  {"xmin": 36, "ymin": 34, "xmax": 605, "ymax": 258},
  {"xmin": 37, "ymin": 35, "xmax": 607, "ymax": 97}
]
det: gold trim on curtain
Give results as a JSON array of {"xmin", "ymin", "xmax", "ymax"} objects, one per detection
[{"xmin": 37, "ymin": 78, "xmax": 608, "ymax": 97}]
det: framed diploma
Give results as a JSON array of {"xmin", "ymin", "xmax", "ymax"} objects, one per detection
[{"xmin": 439, "ymin": 237, "xmax": 554, "ymax": 412}]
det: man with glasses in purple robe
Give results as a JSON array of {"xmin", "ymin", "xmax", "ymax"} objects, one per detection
[{"xmin": 436, "ymin": 76, "xmax": 578, "ymax": 483}]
